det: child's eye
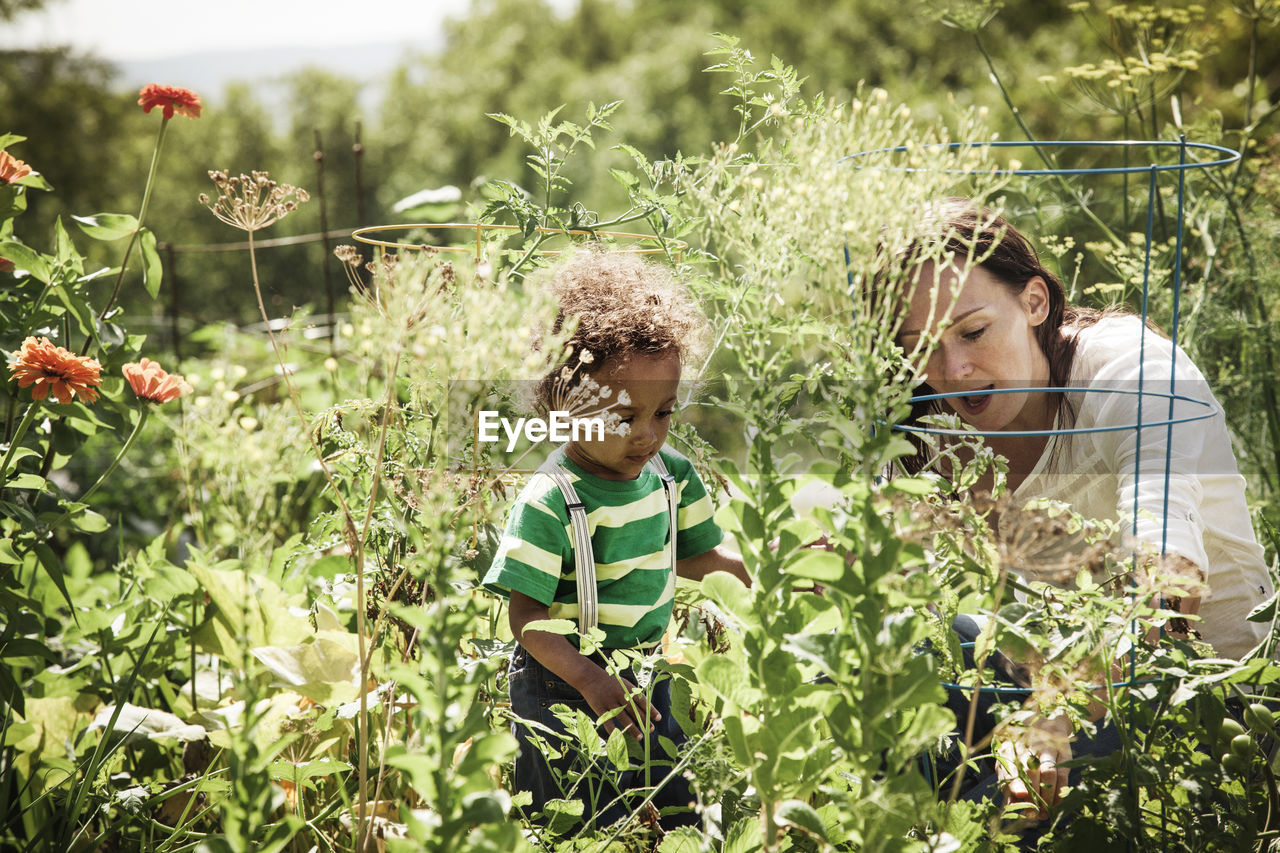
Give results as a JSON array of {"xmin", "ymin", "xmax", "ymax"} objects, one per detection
[{"xmin": 962, "ymin": 327, "xmax": 986, "ymax": 342}]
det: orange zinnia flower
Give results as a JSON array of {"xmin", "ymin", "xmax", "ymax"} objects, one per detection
[
  {"xmin": 0, "ymin": 150, "xmax": 32, "ymax": 184},
  {"xmin": 8, "ymin": 336, "xmax": 103, "ymax": 404},
  {"xmin": 122, "ymin": 357, "xmax": 192, "ymax": 404},
  {"xmin": 137, "ymin": 83, "xmax": 202, "ymax": 120}
]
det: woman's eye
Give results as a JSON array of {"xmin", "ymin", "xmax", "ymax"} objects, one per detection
[
  {"xmin": 657, "ymin": 409, "xmax": 674, "ymax": 419},
  {"xmin": 620, "ymin": 416, "xmax": 634, "ymax": 425},
  {"xmin": 962, "ymin": 327, "xmax": 986, "ymax": 342}
]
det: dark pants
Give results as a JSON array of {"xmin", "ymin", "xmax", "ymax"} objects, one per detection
[
  {"xmin": 507, "ymin": 643, "xmax": 698, "ymax": 833},
  {"xmin": 931, "ymin": 614, "xmax": 1123, "ymax": 803}
]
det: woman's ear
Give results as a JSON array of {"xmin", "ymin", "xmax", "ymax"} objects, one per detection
[{"xmin": 1023, "ymin": 276, "xmax": 1051, "ymax": 326}]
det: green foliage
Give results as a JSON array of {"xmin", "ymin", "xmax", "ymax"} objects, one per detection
[{"xmin": 4, "ymin": 3, "xmax": 1280, "ymax": 851}]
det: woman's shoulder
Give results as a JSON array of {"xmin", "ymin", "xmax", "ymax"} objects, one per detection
[
  {"xmin": 1067, "ymin": 312, "xmax": 1212, "ymax": 393},
  {"xmin": 1071, "ymin": 313, "xmax": 1146, "ymax": 349},
  {"xmin": 1068, "ymin": 313, "xmax": 1173, "ymax": 379}
]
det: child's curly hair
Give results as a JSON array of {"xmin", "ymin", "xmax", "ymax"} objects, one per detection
[{"xmin": 532, "ymin": 249, "xmax": 709, "ymax": 414}]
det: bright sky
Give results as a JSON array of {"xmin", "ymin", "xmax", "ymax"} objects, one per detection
[{"xmin": 2, "ymin": 0, "xmax": 491, "ymax": 61}]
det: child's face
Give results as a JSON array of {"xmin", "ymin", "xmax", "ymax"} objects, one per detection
[{"xmin": 564, "ymin": 350, "xmax": 681, "ymax": 481}]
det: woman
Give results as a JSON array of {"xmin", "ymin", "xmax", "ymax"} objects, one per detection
[{"xmin": 888, "ymin": 199, "xmax": 1272, "ymax": 816}]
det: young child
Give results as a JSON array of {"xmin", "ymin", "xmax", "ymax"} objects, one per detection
[{"xmin": 482, "ymin": 250, "xmax": 748, "ymax": 832}]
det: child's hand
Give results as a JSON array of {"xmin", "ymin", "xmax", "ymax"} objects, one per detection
[{"xmin": 578, "ymin": 668, "xmax": 662, "ymax": 741}]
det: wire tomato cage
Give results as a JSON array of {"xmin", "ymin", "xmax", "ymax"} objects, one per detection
[
  {"xmin": 847, "ymin": 137, "xmax": 1242, "ymax": 696},
  {"xmin": 350, "ymin": 221, "xmax": 686, "ymax": 265},
  {"xmin": 352, "ymin": 219, "xmax": 687, "ymax": 463},
  {"xmin": 350, "ymin": 223, "xmax": 690, "ymax": 553}
]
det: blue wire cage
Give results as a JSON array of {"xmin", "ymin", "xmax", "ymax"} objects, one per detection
[{"xmin": 850, "ymin": 137, "xmax": 1242, "ymax": 696}]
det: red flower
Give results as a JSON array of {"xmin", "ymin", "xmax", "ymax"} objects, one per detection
[
  {"xmin": 0, "ymin": 150, "xmax": 32, "ymax": 185},
  {"xmin": 122, "ymin": 357, "xmax": 192, "ymax": 404},
  {"xmin": 0, "ymin": 257, "xmax": 13, "ymax": 273},
  {"xmin": 137, "ymin": 84, "xmax": 202, "ymax": 120},
  {"xmin": 8, "ymin": 336, "xmax": 103, "ymax": 404}
]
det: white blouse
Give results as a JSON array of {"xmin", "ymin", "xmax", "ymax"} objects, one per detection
[{"xmin": 1013, "ymin": 315, "xmax": 1272, "ymax": 658}]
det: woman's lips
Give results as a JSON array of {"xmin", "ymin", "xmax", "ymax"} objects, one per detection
[{"xmin": 959, "ymin": 386, "xmax": 994, "ymax": 415}]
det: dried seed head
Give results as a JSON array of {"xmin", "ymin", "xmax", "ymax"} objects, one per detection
[
  {"xmin": 200, "ymin": 169, "xmax": 310, "ymax": 232},
  {"xmin": 334, "ymin": 245, "xmax": 363, "ymax": 267}
]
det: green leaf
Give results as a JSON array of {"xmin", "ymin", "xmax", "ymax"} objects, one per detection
[
  {"xmin": 0, "ymin": 184, "xmax": 27, "ymax": 223},
  {"xmin": 255, "ymin": 818, "xmax": 302, "ymax": 853},
  {"xmin": 1248, "ymin": 593, "xmax": 1277, "ymax": 623},
  {"xmin": 606, "ymin": 726, "xmax": 628, "ymax": 771},
  {"xmin": 54, "ymin": 285, "xmax": 97, "ymax": 340},
  {"xmin": 0, "ymin": 240, "xmax": 51, "ymax": 282},
  {"xmin": 139, "ymin": 228, "xmax": 162, "ymax": 299},
  {"xmin": 702, "ymin": 572, "xmax": 758, "ymax": 629},
  {"xmin": 15, "ymin": 172, "xmax": 53, "ymax": 191},
  {"xmin": 33, "ymin": 543, "xmax": 74, "ymax": 610},
  {"xmin": 0, "ymin": 637, "xmax": 57, "ymax": 662},
  {"xmin": 775, "ymin": 799, "xmax": 828, "ymax": 841},
  {"xmin": 0, "ymin": 539, "xmax": 21, "ymax": 565},
  {"xmin": 267, "ymin": 756, "xmax": 352, "ymax": 785},
  {"xmin": 521, "ymin": 618, "xmax": 577, "ymax": 637},
  {"xmin": 698, "ymin": 654, "xmax": 760, "ymax": 709},
  {"xmin": 4, "ymin": 473, "xmax": 46, "ymax": 491},
  {"xmin": 885, "ymin": 476, "xmax": 938, "ymax": 496},
  {"xmin": 657, "ymin": 827, "xmax": 705, "ymax": 853},
  {"xmin": 785, "ymin": 549, "xmax": 846, "ymax": 583},
  {"xmin": 609, "ymin": 168, "xmax": 638, "ymax": 190},
  {"xmin": 724, "ymin": 816, "xmax": 763, "ymax": 853},
  {"xmin": 72, "ymin": 213, "xmax": 139, "ymax": 242},
  {"xmin": 65, "ymin": 506, "xmax": 110, "ymax": 533},
  {"xmin": 250, "ymin": 637, "xmax": 360, "ymax": 705},
  {"xmin": 458, "ymin": 790, "xmax": 510, "ymax": 825},
  {"xmin": 53, "ymin": 218, "xmax": 83, "ymax": 278}
]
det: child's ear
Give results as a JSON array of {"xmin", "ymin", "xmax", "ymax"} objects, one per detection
[{"xmin": 1023, "ymin": 277, "xmax": 1050, "ymax": 326}]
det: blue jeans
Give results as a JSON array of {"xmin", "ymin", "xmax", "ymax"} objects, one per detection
[{"xmin": 507, "ymin": 643, "xmax": 698, "ymax": 833}]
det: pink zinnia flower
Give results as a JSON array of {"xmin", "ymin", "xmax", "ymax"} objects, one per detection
[
  {"xmin": 0, "ymin": 150, "xmax": 32, "ymax": 185},
  {"xmin": 122, "ymin": 357, "xmax": 192, "ymax": 404},
  {"xmin": 9, "ymin": 336, "xmax": 102, "ymax": 404}
]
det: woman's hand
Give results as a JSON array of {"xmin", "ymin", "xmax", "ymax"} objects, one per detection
[
  {"xmin": 576, "ymin": 668, "xmax": 661, "ymax": 741},
  {"xmin": 996, "ymin": 714, "xmax": 1073, "ymax": 819}
]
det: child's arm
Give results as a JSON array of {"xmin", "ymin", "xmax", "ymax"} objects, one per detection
[
  {"xmin": 677, "ymin": 544, "xmax": 750, "ymax": 587},
  {"xmin": 508, "ymin": 590, "xmax": 661, "ymax": 740}
]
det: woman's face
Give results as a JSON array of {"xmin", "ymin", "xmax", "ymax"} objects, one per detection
[{"xmin": 900, "ymin": 260, "xmax": 1054, "ymax": 432}]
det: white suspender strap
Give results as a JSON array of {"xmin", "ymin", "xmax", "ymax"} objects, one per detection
[
  {"xmin": 539, "ymin": 461, "xmax": 598, "ymax": 633},
  {"xmin": 647, "ymin": 453, "xmax": 679, "ymax": 577},
  {"xmin": 537, "ymin": 453, "xmax": 679, "ymax": 635}
]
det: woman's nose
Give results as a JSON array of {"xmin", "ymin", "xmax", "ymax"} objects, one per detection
[{"xmin": 938, "ymin": 346, "xmax": 972, "ymax": 382}]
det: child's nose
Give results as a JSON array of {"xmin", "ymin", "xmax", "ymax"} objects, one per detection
[{"xmin": 632, "ymin": 418, "xmax": 659, "ymax": 445}]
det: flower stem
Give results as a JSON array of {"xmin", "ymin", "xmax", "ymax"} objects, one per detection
[
  {"xmin": 356, "ymin": 344, "xmax": 400, "ymax": 853},
  {"xmin": 94, "ymin": 116, "xmax": 170, "ymax": 332},
  {"xmin": 243, "ymin": 227, "xmax": 368, "ymax": 842},
  {"xmin": 0, "ymin": 400, "xmax": 41, "ymax": 486},
  {"xmin": 71, "ymin": 407, "xmax": 149, "ymax": 509},
  {"xmin": 972, "ymin": 32, "xmax": 1121, "ymax": 248}
]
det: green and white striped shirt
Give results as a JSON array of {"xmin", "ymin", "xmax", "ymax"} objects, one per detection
[{"xmin": 483, "ymin": 446, "xmax": 724, "ymax": 649}]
